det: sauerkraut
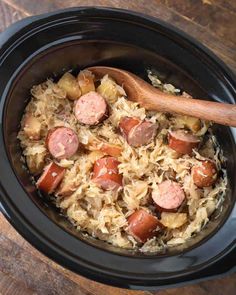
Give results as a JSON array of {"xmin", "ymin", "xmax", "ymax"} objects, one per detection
[{"xmin": 17, "ymin": 70, "xmax": 227, "ymax": 252}]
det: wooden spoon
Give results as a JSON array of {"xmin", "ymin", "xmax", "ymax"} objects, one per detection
[{"xmin": 87, "ymin": 66, "xmax": 236, "ymax": 127}]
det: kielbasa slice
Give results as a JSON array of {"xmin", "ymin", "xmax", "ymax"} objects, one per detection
[
  {"xmin": 119, "ymin": 116, "xmax": 157, "ymax": 147},
  {"xmin": 36, "ymin": 162, "xmax": 65, "ymax": 194},
  {"xmin": 46, "ymin": 127, "xmax": 79, "ymax": 159},
  {"xmin": 119, "ymin": 116, "xmax": 140, "ymax": 136},
  {"xmin": 168, "ymin": 129, "xmax": 200, "ymax": 155},
  {"xmin": 128, "ymin": 209, "xmax": 161, "ymax": 243},
  {"xmin": 152, "ymin": 180, "xmax": 185, "ymax": 211},
  {"xmin": 74, "ymin": 91, "xmax": 108, "ymax": 125},
  {"xmin": 92, "ymin": 156, "xmax": 123, "ymax": 190},
  {"xmin": 192, "ymin": 160, "xmax": 217, "ymax": 188}
]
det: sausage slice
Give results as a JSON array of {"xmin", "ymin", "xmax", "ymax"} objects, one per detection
[
  {"xmin": 168, "ymin": 129, "xmax": 200, "ymax": 155},
  {"xmin": 92, "ymin": 156, "xmax": 123, "ymax": 190},
  {"xmin": 46, "ymin": 127, "xmax": 79, "ymax": 159},
  {"xmin": 36, "ymin": 162, "xmax": 65, "ymax": 194},
  {"xmin": 119, "ymin": 116, "xmax": 157, "ymax": 147},
  {"xmin": 74, "ymin": 91, "xmax": 108, "ymax": 125},
  {"xmin": 152, "ymin": 180, "xmax": 185, "ymax": 211},
  {"xmin": 119, "ymin": 116, "xmax": 140, "ymax": 136},
  {"xmin": 128, "ymin": 209, "xmax": 161, "ymax": 243},
  {"xmin": 192, "ymin": 160, "xmax": 217, "ymax": 188}
]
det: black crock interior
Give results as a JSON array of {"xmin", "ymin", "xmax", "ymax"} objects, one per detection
[{"xmin": 0, "ymin": 8, "xmax": 236, "ymax": 289}]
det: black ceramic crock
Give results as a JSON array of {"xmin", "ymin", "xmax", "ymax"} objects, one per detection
[{"xmin": 0, "ymin": 7, "xmax": 235, "ymax": 290}]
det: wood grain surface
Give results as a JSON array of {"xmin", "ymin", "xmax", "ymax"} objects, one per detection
[{"xmin": 0, "ymin": 0, "xmax": 235, "ymax": 294}]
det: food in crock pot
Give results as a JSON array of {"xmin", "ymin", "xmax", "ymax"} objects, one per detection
[
  {"xmin": 17, "ymin": 70, "xmax": 227, "ymax": 252},
  {"xmin": 92, "ymin": 156, "xmax": 123, "ymax": 191},
  {"xmin": 46, "ymin": 126, "xmax": 79, "ymax": 159},
  {"xmin": 119, "ymin": 116, "xmax": 158, "ymax": 147},
  {"xmin": 36, "ymin": 162, "xmax": 65, "ymax": 194},
  {"xmin": 152, "ymin": 180, "xmax": 185, "ymax": 211},
  {"xmin": 168, "ymin": 130, "xmax": 200, "ymax": 155},
  {"xmin": 127, "ymin": 209, "xmax": 162, "ymax": 243},
  {"xmin": 192, "ymin": 160, "xmax": 218, "ymax": 188},
  {"xmin": 74, "ymin": 91, "xmax": 108, "ymax": 125}
]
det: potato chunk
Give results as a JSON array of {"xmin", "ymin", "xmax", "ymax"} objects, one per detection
[
  {"xmin": 97, "ymin": 75, "xmax": 126, "ymax": 104},
  {"xmin": 23, "ymin": 115, "xmax": 41, "ymax": 140},
  {"xmin": 77, "ymin": 70, "xmax": 95, "ymax": 95},
  {"xmin": 58, "ymin": 72, "xmax": 81, "ymax": 100},
  {"xmin": 175, "ymin": 115, "xmax": 201, "ymax": 133},
  {"xmin": 26, "ymin": 152, "xmax": 46, "ymax": 175},
  {"xmin": 160, "ymin": 212, "xmax": 187, "ymax": 229}
]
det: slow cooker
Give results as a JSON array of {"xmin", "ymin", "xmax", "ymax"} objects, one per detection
[{"xmin": 0, "ymin": 7, "xmax": 235, "ymax": 290}]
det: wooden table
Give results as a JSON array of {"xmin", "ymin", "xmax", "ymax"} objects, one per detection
[{"xmin": 0, "ymin": 1, "xmax": 235, "ymax": 294}]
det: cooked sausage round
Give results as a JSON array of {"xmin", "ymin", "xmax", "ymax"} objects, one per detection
[
  {"xmin": 92, "ymin": 156, "xmax": 123, "ymax": 190},
  {"xmin": 36, "ymin": 162, "xmax": 65, "ymax": 194},
  {"xmin": 152, "ymin": 180, "xmax": 185, "ymax": 211},
  {"xmin": 192, "ymin": 160, "xmax": 217, "ymax": 188},
  {"xmin": 119, "ymin": 116, "xmax": 157, "ymax": 147},
  {"xmin": 128, "ymin": 209, "xmax": 161, "ymax": 243},
  {"xmin": 46, "ymin": 127, "xmax": 79, "ymax": 159},
  {"xmin": 119, "ymin": 116, "xmax": 140, "ymax": 136},
  {"xmin": 168, "ymin": 130, "xmax": 200, "ymax": 155},
  {"xmin": 74, "ymin": 91, "xmax": 108, "ymax": 125}
]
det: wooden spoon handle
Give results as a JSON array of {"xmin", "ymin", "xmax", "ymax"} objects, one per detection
[{"xmin": 142, "ymin": 89, "xmax": 236, "ymax": 127}]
